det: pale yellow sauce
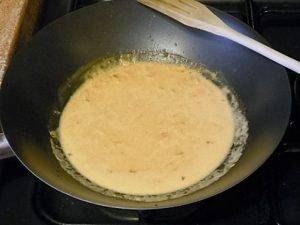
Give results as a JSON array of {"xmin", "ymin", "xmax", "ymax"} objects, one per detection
[{"xmin": 59, "ymin": 61, "xmax": 235, "ymax": 195}]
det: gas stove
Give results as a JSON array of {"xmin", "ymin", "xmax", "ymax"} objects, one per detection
[{"xmin": 0, "ymin": 0, "xmax": 299, "ymax": 224}]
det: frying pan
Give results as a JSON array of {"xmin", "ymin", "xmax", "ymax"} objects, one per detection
[{"xmin": 0, "ymin": 0, "xmax": 291, "ymax": 209}]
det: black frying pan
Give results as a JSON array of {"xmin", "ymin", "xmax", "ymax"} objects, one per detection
[{"xmin": 0, "ymin": 0, "xmax": 291, "ymax": 209}]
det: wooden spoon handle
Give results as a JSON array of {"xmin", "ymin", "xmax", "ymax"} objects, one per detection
[{"xmin": 220, "ymin": 29, "xmax": 300, "ymax": 73}]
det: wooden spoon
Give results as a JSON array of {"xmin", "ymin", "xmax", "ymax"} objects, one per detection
[{"xmin": 138, "ymin": 0, "xmax": 300, "ymax": 74}]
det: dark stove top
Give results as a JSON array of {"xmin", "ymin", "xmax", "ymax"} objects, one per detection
[{"xmin": 0, "ymin": 0, "xmax": 299, "ymax": 224}]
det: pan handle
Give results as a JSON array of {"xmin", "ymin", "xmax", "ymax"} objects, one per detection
[{"xmin": 0, "ymin": 131, "xmax": 14, "ymax": 159}]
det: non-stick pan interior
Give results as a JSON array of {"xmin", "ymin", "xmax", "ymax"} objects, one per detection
[{"xmin": 0, "ymin": 0, "xmax": 291, "ymax": 209}]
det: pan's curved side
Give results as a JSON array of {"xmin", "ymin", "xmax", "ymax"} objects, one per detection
[{"xmin": 0, "ymin": 0, "xmax": 291, "ymax": 209}]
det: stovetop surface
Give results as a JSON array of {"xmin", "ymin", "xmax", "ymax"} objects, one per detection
[{"xmin": 0, "ymin": 0, "xmax": 299, "ymax": 224}]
